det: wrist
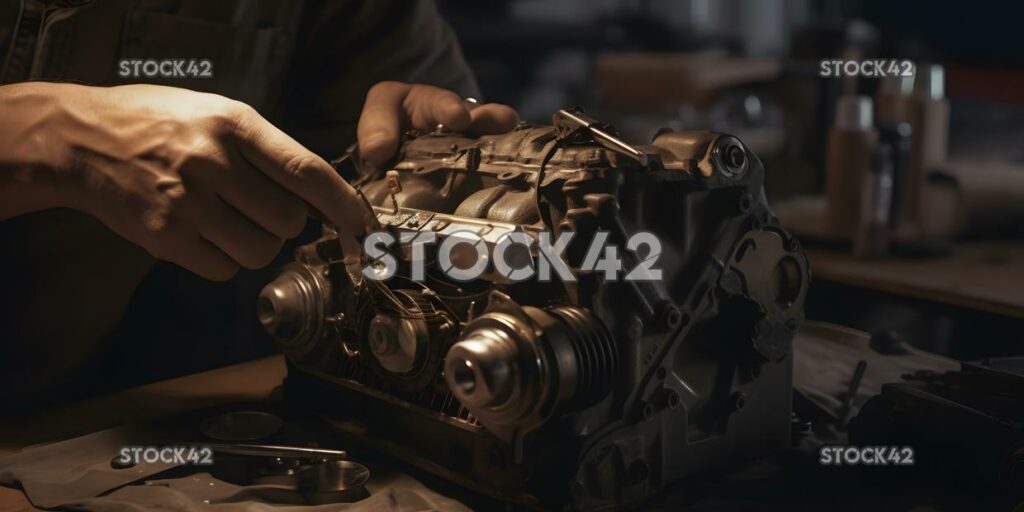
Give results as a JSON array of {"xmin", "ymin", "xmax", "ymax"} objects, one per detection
[{"xmin": 0, "ymin": 82, "xmax": 90, "ymax": 216}]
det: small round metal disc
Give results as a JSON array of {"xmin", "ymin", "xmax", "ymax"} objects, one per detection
[{"xmin": 298, "ymin": 460, "xmax": 371, "ymax": 504}]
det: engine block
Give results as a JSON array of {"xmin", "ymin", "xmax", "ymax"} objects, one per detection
[{"xmin": 258, "ymin": 108, "xmax": 809, "ymax": 510}]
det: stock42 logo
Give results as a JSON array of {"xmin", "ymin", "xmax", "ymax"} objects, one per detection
[{"xmin": 362, "ymin": 230, "xmax": 663, "ymax": 283}]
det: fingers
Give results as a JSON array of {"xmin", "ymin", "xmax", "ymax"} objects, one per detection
[
  {"xmin": 217, "ymin": 161, "xmax": 307, "ymax": 239},
  {"xmin": 168, "ymin": 236, "xmax": 240, "ymax": 282},
  {"xmin": 232, "ymin": 106, "xmax": 379, "ymax": 250},
  {"xmin": 196, "ymin": 193, "xmax": 285, "ymax": 270},
  {"xmin": 357, "ymin": 81, "xmax": 409, "ymax": 167},
  {"xmin": 357, "ymin": 81, "xmax": 472, "ymax": 167},
  {"xmin": 358, "ymin": 82, "xmax": 520, "ymax": 167},
  {"xmin": 409, "ymin": 86, "xmax": 471, "ymax": 133},
  {"xmin": 467, "ymin": 103, "xmax": 519, "ymax": 135}
]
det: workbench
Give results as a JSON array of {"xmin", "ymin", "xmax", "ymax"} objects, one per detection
[
  {"xmin": 0, "ymin": 356, "xmax": 288, "ymax": 512},
  {"xmin": 805, "ymin": 241, "xmax": 1024, "ymax": 320}
]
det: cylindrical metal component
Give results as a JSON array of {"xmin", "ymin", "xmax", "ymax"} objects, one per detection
[
  {"xmin": 258, "ymin": 264, "xmax": 327, "ymax": 358},
  {"xmin": 359, "ymin": 289, "xmax": 450, "ymax": 384},
  {"xmin": 445, "ymin": 330, "xmax": 517, "ymax": 408},
  {"xmin": 444, "ymin": 298, "xmax": 617, "ymax": 438},
  {"xmin": 547, "ymin": 306, "xmax": 618, "ymax": 405},
  {"xmin": 445, "ymin": 310, "xmax": 538, "ymax": 420},
  {"xmin": 367, "ymin": 313, "xmax": 427, "ymax": 375}
]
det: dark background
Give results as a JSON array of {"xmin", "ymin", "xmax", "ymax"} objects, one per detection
[
  {"xmin": 442, "ymin": 0, "xmax": 1024, "ymax": 114},
  {"xmin": 441, "ymin": 0, "xmax": 1024, "ymax": 174}
]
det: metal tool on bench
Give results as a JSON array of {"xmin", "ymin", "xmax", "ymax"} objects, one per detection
[
  {"xmin": 196, "ymin": 411, "xmax": 370, "ymax": 504},
  {"xmin": 207, "ymin": 442, "xmax": 370, "ymax": 504}
]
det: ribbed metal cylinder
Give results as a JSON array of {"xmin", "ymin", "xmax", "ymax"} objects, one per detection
[{"xmin": 549, "ymin": 306, "xmax": 618, "ymax": 406}]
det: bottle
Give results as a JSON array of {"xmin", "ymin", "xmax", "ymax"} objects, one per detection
[
  {"xmin": 853, "ymin": 144, "xmax": 894, "ymax": 258},
  {"xmin": 875, "ymin": 74, "xmax": 914, "ymax": 125},
  {"xmin": 826, "ymin": 95, "xmax": 879, "ymax": 238},
  {"xmin": 891, "ymin": 64, "xmax": 952, "ymax": 254}
]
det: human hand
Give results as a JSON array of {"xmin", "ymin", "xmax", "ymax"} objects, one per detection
[
  {"xmin": 7, "ymin": 83, "xmax": 376, "ymax": 281},
  {"xmin": 356, "ymin": 81, "xmax": 519, "ymax": 167}
]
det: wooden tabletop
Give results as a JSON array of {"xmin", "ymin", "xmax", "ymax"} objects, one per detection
[
  {"xmin": 805, "ymin": 241, "xmax": 1024, "ymax": 319},
  {"xmin": 0, "ymin": 356, "xmax": 287, "ymax": 511}
]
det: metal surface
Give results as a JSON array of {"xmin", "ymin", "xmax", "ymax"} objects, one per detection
[
  {"xmin": 444, "ymin": 294, "xmax": 616, "ymax": 443},
  {"xmin": 207, "ymin": 443, "xmax": 347, "ymax": 461},
  {"xmin": 367, "ymin": 313, "xmax": 424, "ymax": 374},
  {"xmin": 262, "ymin": 108, "xmax": 810, "ymax": 510},
  {"xmin": 258, "ymin": 264, "xmax": 328, "ymax": 359}
]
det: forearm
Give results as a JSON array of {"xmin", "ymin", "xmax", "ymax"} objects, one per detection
[{"xmin": 0, "ymin": 82, "xmax": 80, "ymax": 220}]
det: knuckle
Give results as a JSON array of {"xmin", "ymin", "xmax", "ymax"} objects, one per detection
[
  {"xmin": 160, "ymin": 182, "xmax": 192, "ymax": 215},
  {"xmin": 141, "ymin": 206, "xmax": 179, "ymax": 238},
  {"xmin": 224, "ymin": 98, "xmax": 257, "ymax": 119},
  {"xmin": 494, "ymin": 104, "xmax": 519, "ymax": 122},
  {"xmin": 440, "ymin": 100, "xmax": 468, "ymax": 121},
  {"xmin": 359, "ymin": 132, "xmax": 393, "ymax": 158},
  {"xmin": 135, "ymin": 184, "xmax": 194, "ymax": 252},
  {"xmin": 209, "ymin": 98, "xmax": 256, "ymax": 131},
  {"xmin": 281, "ymin": 153, "xmax": 322, "ymax": 182},
  {"xmin": 160, "ymin": 181, "xmax": 188, "ymax": 205},
  {"xmin": 175, "ymin": 154, "xmax": 213, "ymax": 180},
  {"xmin": 176, "ymin": 145, "xmax": 228, "ymax": 181},
  {"xmin": 368, "ymin": 80, "xmax": 404, "ymax": 96}
]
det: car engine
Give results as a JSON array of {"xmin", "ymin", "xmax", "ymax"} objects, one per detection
[{"xmin": 258, "ymin": 108, "xmax": 810, "ymax": 510}]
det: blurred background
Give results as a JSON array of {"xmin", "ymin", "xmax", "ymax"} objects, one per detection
[
  {"xmin": 441, "ymin": 0, "xmax": 1024, "ymax": 195},
  {"xmin": 439, "ymin": 0, "xmax": 1024, "ymax": 359}
]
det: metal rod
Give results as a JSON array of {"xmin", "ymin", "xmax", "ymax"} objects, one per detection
[{"xmin": 206, "ymin": 443, "xmax": 347, "ymax": 461}]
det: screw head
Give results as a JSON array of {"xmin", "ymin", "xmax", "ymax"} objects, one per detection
[{"xmin": 730, "ymin": 392, "xmax": 747, "ymax": 412}]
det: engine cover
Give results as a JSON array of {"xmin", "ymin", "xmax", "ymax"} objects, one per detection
[{"xmin": 259, "ymin": 109, "xmax": 810, "ymax": 510}]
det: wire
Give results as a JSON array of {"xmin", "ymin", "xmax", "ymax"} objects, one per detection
[{"xmin": 534, "ymin": 139, "xmax": 563, "ymax": 230}]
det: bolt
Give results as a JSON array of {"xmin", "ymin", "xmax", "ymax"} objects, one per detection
[
  {"xmin": 627, "ymin": 316, "xmax": 644, "ymax": 340},
  {"xmin": 668, "ymin": 392, "xmax": 680, "ymax": 408},
  {"xmin": 725, "ymin": 144, "xmax": 746, "ymax": 171},
  {"xmin": 642, "ymin": 402, "xmax": 655, "ymax": 420},
  {"xmin": 661, "ymin": 303, "xmax": 682, "ymax": 330},
  {"xmin": 738, "ymin": 192, "xmax": 752, "ymax": 213},
  {"xmin": 730, "ymin": 392, "xmax": 747, "ymax": 412}
]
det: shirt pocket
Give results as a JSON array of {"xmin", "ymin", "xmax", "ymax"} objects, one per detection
[{"xmin": 115, "ymin": 9, "xmax": 292, "ymax": 111}]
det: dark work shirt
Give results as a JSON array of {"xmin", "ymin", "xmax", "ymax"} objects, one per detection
[{"xmin": 0, "ymin": 0, "xmax": 479, "ymax": 152}]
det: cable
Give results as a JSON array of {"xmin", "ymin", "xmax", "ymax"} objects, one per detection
[{"xmin": 534, "ymin": 139, "xmax": 563, "ymax": 230}]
